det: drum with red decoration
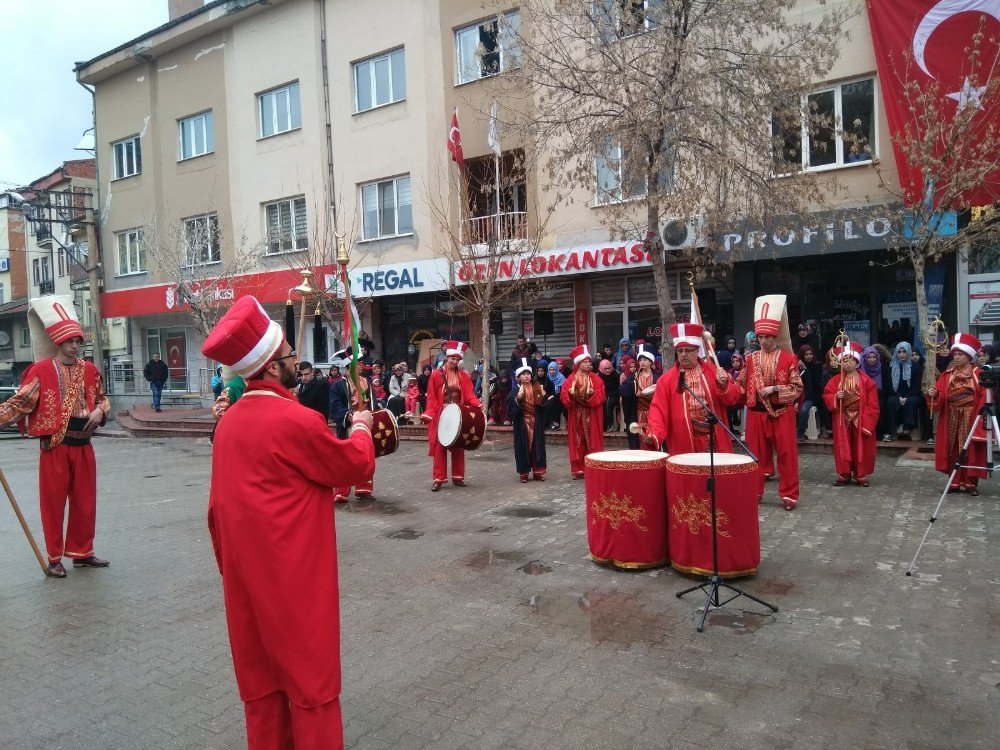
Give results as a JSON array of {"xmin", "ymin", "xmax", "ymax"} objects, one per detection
[
  {"xmin": 437, "ymin": 402, "xmax": 486, "ymax": 450},
  {"xmin": 370, "ymin": 409, "xmax": 399, "ymax": 457},
  {"xmin": 583, "ymin": 450, "xmax": 669, "ymax": 570},
  {"xmin": 665, "ymin": 453, "xmax": 760, "ymax": 578}
]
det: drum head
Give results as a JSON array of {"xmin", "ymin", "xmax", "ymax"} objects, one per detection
[
  {"xmin": 587, "ymin": 449, "xmax": 667, "ymax": 464},
  {"xmin": 640, "ymin": 384, "xmax": 657, "ymax": 396},
  {"xmin": 667, "ymin": 452, "xmax": 754, "ymax": 467},
  {"xmin": 437, "ymin": 403, "xmax": 462, "ymax": 447}
]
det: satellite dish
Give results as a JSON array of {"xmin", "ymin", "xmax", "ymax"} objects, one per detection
[{"xmin": 0, "ymin": 331, "xmax": 10, "ymax": 347}]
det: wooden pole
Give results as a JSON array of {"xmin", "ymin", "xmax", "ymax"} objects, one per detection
[{"xmin": 0, "ymin": 466, "xmax": 49, "ymax": 574}]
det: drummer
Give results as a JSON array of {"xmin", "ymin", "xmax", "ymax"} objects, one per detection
[
  {"xmin": 560, "ymin": 344, "xmax": 606, "ymax": 479},
  {"xmin": 329, "ymin": 348, "xmax": 376, "ymax": 501},
  {"xmin": 421, "ymin": 340, "xmax": 483, "ymax": 492},
  {"xmin": 646, "ymin": 323, "xmax": 743, "ymax": 453},
  {"xmin": 621, "ymin": 343, "xmax": 660, "ymax": 450}
]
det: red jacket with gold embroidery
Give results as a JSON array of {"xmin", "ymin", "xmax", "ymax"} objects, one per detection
[{"xmin": 3, "ymin": 359, "xmax": 109, "ymax": 437}]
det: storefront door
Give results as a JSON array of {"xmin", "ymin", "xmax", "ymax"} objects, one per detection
[{"xmin": 594, "ymin": 309, "xmax": 625, "ymax": 353}]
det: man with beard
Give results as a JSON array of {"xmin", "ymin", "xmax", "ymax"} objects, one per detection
[
  {"xmin": 735, "ymin": 295, "xmax": 803, "ymax": 510},
  {"xmin": 204, "ymin": 295, "xmax": 375, "ymax": 749},
  {"xmin": 560, "ymin": 344, "xmax": 605, "ymax": 479},
  {"xmin": 421, "ymin": 340, "xmax": 483, "ymax": 491},
  {"xmin": 296, "ymin": 361, "xmax": 329, "ymax": 420}
]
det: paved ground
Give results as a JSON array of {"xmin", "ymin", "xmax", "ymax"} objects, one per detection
[{"xmin": 0, "ymin": 434, "xmax": 996, "ymax": 749}]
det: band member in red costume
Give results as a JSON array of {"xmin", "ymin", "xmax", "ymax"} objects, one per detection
[
  {"xmin": 329, "ymin": 348, "xmax": 376, "ymax": 501},
  {"xmin": 0, "ymin": 296, "xmax": 111, "ymax": 578},
  {"xmin": 735, "ymin": 295, "xmax": 803, "ymax": 510},
  {"xmin": 560, "ymin": 344, "xmax": 606, "ymax": 479},
  {"xmin": 508, "ymin": 357, "xmax": 547, "ymax": 482},
  {"xmin": 646, "ymin": 323, "xmax": 742, "ymax": 453},
  {"xmin": 204, "ymin": 296, "xmax": 375, "ymax": 750},
  {"xmin": 929, "ymin": 332, "xmax": 987, "ymax": 495},
  {"xmin": 621, "ymin": 343, "xmax": 660, "ymax": 450},
  {"xmin": 421, "ymin": 340, "xmax": 483, "ymax": 491},
  {"xmin": 823, "ymin": 342, "xmax": 880, "ymax": 487}
]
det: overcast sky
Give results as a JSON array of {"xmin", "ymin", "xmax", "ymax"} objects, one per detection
[{"xmin": 0, "ymin": 1, "xmax": 168, "ymax": 189}]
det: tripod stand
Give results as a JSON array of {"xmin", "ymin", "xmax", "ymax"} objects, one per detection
[
  {"xmin": 674, "ymin": 372, "xmax": 778, "ymax": 631},
  {"xmin": 906, "ymin": 386, "xmax": 999, "ymax": 575}
]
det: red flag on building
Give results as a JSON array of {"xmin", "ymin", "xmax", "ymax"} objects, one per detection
[
  {"xmin": 447, "ymin": 107, "xmax": 465, "ymax": 168},
  {"xmin": 867, "ymin": 1, "xmax": 1000, "ymax": 208}
]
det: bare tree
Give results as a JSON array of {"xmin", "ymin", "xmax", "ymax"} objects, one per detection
[
  {"xmin": 484, "ymin": 0, "xmax": 852, "ymax": 361},
  {"xmin": 857, "ymin": 22, "xmax": 1000, "ymax": 391},
  {"xmin": 425, "ymin": 149, "xmax": 556, "ymax": 383},
  {"xmin": 142, "ymin": 215, "xmax": 264, "ymax": 337}
]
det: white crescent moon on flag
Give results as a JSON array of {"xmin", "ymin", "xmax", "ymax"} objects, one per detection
[
  {"xmin": 913, "ymin": 0, "xmax": 1000, "ymax": 78},
  {"xmin": 450, "ymin": 126, "xmax": 460, "ymax": 142}
]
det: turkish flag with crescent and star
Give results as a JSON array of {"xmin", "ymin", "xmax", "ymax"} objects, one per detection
[
  {"xmin": 867, "ymin": 1, "xmax": 1000, "ymax": 208},
  {"xmin": 447, "ymin": 108, "xmax": 465, "ymax": 168}
]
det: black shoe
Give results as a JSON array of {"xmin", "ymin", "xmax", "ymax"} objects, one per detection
[
  {"xmin": 431, "ymin": 482, "xmax": 443, "ymax": 492},
  {"xmin": 47, "ymin": 562, "xmax": 67, "ymax": 578},
  {"xmin": 72, "ymin": 555, "xmax": 110, "ymax": 568}
]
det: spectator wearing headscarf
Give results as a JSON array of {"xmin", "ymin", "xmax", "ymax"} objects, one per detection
[
  {"xmin": 547, "ymin": 361, "xmax": 567, "ymax": 429},
  {"xmin": 885, "ymin": 341, "xmax": 921, "ymax": 440},
  {"xmin": 611, "ymin": 337, "xmax": 633, "ymax": 369},
  {"xmin": 861, "ymin": 345, "xmax": 889, "ymax": 440},
  {"xmin": 489, "ymin": 370, "xmax": 512, "ymax": 425},
  {"xmin": 727, "ymin": 352, "xmax": 744, "ymax": 432},
  {"xmin": 717, "ymin": 336, "xmax": 738, "ymax": 371},
  {"xmin": 597, "ymin": 357, "xmax": 621, "ymax": 432},
  {"xmin": 796, "ymin": 345, "xmax": 824, "ymax": 442},
  {"xmin": 743, "ymin": 331, "xmax": 760, "ymax": 357},
  {"xmin": 976, "ymin": 343, "xmax": 996, "ymax": 369}
]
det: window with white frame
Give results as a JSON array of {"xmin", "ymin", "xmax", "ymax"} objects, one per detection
[
  {"xmin": 116, "ymin": 229, "xmax": 146, "ymax": 275},
  {"xmin": 361, "ymin": 176, "xmax": 412, "ymax": 240},
  {"xmin": 184, "ymin": 214, "xmax": 221, "ymax": 266},
  {"xmin": 772, "ymin": 78, "xmax": 875, "ymax": 172},
  {"xmin": 592, "ymin": 0, "xmax": 664, "ymax": 42},
  {"xmin": 57, "ymin": 248, "xmax": 66, "ymax": 277},
  {"xmin": 112, "ymin": 135, "xmax": 142, "ymax": 179},
  {"xmin": 0, "ymin": 283, "xmax": 4, "ymax": 305},
  {"xmin": 456, "ymin": 11, "xmax": 521, "ymax": 84},
  {"xmin": 354, "ymin": 49, "xmax": 406, "ymax": 112},
  {"xmin": 264, "ymin": 197, "xmax": 308, "ymax": 254},
  {"xmin": 20, "ymin": 323, "xmax": 29, "ymax": 347},
  {"xmin": 258, "ymin": 82, "xmax": 301, "ymax": 138},
  {"xmin": 32, "ymin": 257, "xmax": 51, "ymax": 285},
  {"xmin": 178, "ymin": 111, "xmax": 215, "ymax": 160},
  {"xmin": 595, "ymin": 134, "xmax": 674, "ymax": 205}
]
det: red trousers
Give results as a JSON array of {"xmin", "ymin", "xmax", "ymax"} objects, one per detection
[
  {"xmin": 244, "ymin": 691, "xmax": 343, "ymax": 750},
  {"xmin": 432, "ymin": 445, "xmax": 466, "ymax": 482},
  {"xmin": 746, "ymin": 409, "xmax": 799, "ymax": 502},
  {"xmin": 335, "ymin": 464, "xmax": 374, "ymax": 500},
  {"xmin": 39, "ymin": 442, "xmax": 97, "ymax": 563}
]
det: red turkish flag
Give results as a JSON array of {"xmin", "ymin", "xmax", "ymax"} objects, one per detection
[
  {"xmin": 447, "ymin": 108, "xmax": 465, "ymax": 168},
  {"xmin": 867, "ymin": 1, "xmax": 1000, "ymax": 207}
]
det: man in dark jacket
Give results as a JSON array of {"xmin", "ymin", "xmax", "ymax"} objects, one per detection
[
  {"xmin": 296, "ymin": 362, "xmax": 329, "ymax": 420},
  {"xmin": 143, "ymin": 353, "xmax": 169, "ymax": 412}
]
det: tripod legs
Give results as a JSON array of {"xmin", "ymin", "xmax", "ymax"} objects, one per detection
[{"xmin": 677, "ymin": 575, "xmax": 779, "ymax": 632}]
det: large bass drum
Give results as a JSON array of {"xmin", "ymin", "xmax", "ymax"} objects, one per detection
[{"xmin": 437, "ymin": 403, "xmax": 486, "ymax": 450}]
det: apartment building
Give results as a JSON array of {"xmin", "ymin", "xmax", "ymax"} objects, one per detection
[{"xmin": 75, "ymin": 0, "xmax": 976, "ymax": 398}]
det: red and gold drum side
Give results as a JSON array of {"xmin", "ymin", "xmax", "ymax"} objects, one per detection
[
  {"xmin": 370, "ymin": 409, "xmax": 399, "ymax": 457},
  {"xmin": 665, "ymin": 453, "xmax": 760, "ymax": 578},
  {"xmin": 584, "ymin": 449, "xmax": 669, "ymax": 570},
  {"xmin": 437, "ymin": 402, "xmax": 487, "ymax": 451}
]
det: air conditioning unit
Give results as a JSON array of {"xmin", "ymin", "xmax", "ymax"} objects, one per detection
[
  {"xmin": 660, "ymin": 215, "xmax": 706, "ymax": 252},
  {"xmin": 0, "ymin": 257, "xmax": 9, "ymax": 272}
]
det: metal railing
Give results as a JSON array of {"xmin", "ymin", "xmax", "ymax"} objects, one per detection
[
  {"xmin": 461, "ymin": 212, "xmax": 528, "ymax": 245},
  {"xmin": 104, "ymin": 365, "xmax": 214, "ymax": 398}
]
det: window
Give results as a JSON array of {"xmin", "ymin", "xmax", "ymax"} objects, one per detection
[
  {"xmin": 20, "ymin": 324, "xmax": 29, "ymax": 347},
  {"xmin": 772, "ymin": 78, "xmax": 875, "ymax": 172},
  {"xmin": 354, "ymin": 49, "xmax": 406, "ymax": 112},
  {"xmin": 184, "ymin": 214, "xmax": 221, "ymax": 266},
  {"xmin": 595, "ymin": 134, "xmax": 674, "ymax": 204},
  {"xmin": 361, "ymin": 176, "xmax": 412, "ymax": 240},
  {"xmin": 456, "ymin": 11, "xmax": 521, "ymax": 84},
  {"xmin": 258, "ymin": 82, "xmax": 301, "ymax": 138},
  {"xmin": 264, "ymin": 197, "xmax": 308, "ymax": 254},
  {"xmin": 0, "ymin": 283, "xmax": 4, "ymax": 306},
  {"xmin": 57, "ymin": 248, "xmax": 66, "ymax": 277},
  {"xmin": 112, "ymin": 136, "xmax": 142, "ymax": 179},
  {"xmin": 116, "ymin": 229, "xmax": 146, "ymax": 275},
  {"xmin": 178, "ymin": 111, "xmax": 215, "ymax": 160},
  {"xmin": 32, "ymin": 257, "xmax": 51, "ymax": 285},
  {"xmin": 592, "ymin": 0, "xmax": 665, "ymax": 42}
]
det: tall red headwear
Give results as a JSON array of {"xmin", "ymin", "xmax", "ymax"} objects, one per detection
[
  {"xmin": 444, "ymin": 340, "xmax": 469, "ymax": 359},
  {"xmin": 570, "ymin": 344, "xmax": 592, "ymax": 366},
  {"xmin": 951, "ymin": 332, "xmax": 982, "ymax": 360},
  {"xmin": 28, "ymin": 294, "xmax": 85, "ymax": 360},
  {"xmin": 669, "ymin": 323, "xmax": 704, "ymax": 351},
  {"xmin": 202, "ymin": 296, "xmax": 285, "ymax": 380}
]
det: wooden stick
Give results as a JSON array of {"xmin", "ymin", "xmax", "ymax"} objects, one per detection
[{"xmin": 0, "ymin": 465, "xmax": 49, "ymax": 574}]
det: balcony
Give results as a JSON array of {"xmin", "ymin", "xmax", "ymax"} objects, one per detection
[
  {"xmin": 461, "ymin": 212, "xmax": 528, "ymax": 245},
  {"xmin": 38, "ymin": 280, "xmax": 54, "ymax": 295}
]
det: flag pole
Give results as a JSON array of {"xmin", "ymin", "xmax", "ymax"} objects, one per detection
[{"xmin": 687, "ymin": 272, "xmax": 720, "ymax": 366}]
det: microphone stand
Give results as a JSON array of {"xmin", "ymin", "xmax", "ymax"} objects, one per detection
[{"xmin": 673, "ymin": 369, "xmax": 778, "ymax": 632}]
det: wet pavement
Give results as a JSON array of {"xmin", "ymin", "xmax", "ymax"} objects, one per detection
[{"xmin": 0, "ymin": 435, "xmax": 997, "ymax": 749}]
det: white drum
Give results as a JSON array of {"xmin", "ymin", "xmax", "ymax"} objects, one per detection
[
  {"xmin": 640, "ymin": 384, "xmax": 657, "ymax": 397},
  {"xmin": 436, "ymin": 402, "xmax": 486, "ymax": 450},
  {"xmin": 437, "ymin": 403, "xmax": 463, "ymax": 448}
]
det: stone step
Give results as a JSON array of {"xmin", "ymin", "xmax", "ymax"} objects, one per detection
[{"xmin": 117, "ymin": 412, "xmax": 214, "ymax": 439}]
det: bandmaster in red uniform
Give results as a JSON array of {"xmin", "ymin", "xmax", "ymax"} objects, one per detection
[
  {"xmin": 204, "ymin": 296, "xmax": 375, "ymax": 750},
  {"xmin": 421, "ymin": 340, "xmax": 482, "ymax": 491},
  {"xmin": 735, "ymin": 294, "xmax": 803, "ymax": 510},
  {"xmin": 561, "ymin": 344, "xmax": 605, "ymax": 479},
  {"xmin": 823, "ymin": 341, "xmax": 880, "ymax": 487},
  {"xmin": 646, "ymin": 323, "xmax": 742, "ymax": 453},
  {"xmin": 0, "ymin": 295, "xmax": 111, "ymax": 578},
  {"xmin": 929, "ymin": 332, "xmax": 987, "ymax": 495}
]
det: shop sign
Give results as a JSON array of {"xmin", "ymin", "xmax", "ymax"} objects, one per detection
[
  {"xmin": 331, "ymin": 258, "xmax": 451, "ymax": 298},
  {"xmin": 456, "ymin": 242, "xmax": 652, "ymax": 285},
  {"xmin": 725, "ymin": 207, "xmax": 898, "ymax": 260},
  {"xmin": 575, "ymin": 308, "xmax": 589, "ymax": 345},
  {"xmin": 970, "ymin": 281, "xmax": 1000, "ymax": 328}
]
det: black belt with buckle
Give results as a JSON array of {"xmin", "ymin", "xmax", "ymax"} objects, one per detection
[{"xmin": 41, "ymin": 417, "xmax": 91, "ymax": 449}]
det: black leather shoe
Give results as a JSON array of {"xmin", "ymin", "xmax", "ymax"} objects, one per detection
[
  {"xmin": 452, "ymin": 479, "xmax": 466, "ymax": 487},
  {"xmin": 72, "ymin": 555, "xmax": 110, "ymax": 568},
  {"xmin": 431, "ymin": 482, "xmax": 443, "ymax": 492},
  {"xmin": 47, "ymin": 562, "xmax": 67, "ymax": 578}
]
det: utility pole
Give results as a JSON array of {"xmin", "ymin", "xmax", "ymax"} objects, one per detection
[{"xmin": 85, "ymin": 218, "xmax": 104, "ymax": 368}]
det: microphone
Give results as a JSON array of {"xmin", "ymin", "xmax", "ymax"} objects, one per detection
[{"xmin": 677, "ymin": 370, "xmax": 686, "ymax": 394}]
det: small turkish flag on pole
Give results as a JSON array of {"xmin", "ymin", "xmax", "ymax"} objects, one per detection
[{"xmin": 447, "ymin": 107, "xmax": 465, "ymax": 168}]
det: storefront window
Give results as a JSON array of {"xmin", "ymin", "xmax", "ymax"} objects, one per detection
[
  {"xmin": 969, "ymin": 239, "xmax": 1000, "ymax": 275},
  {"xmin": 145, "ymin": 327, "xmax": 189, "ymax": 391}
]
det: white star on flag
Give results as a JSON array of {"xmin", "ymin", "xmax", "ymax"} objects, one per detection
[{"xmin": 945, "ymin": 77, "xmax": 986, "ymax": 110}]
